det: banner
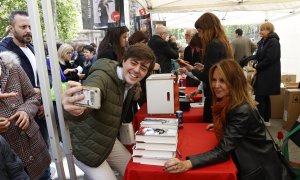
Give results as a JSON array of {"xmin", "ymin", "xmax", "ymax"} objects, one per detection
[{"xmin": 81, "ymin": 0, "xmax": 126, "ymax": 29}]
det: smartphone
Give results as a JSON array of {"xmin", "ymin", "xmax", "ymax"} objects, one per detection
[{"xmin": 74, "ymin": 86, "xmax": 101, "ymax": 109}]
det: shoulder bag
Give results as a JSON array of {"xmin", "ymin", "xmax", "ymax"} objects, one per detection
[{"xmin": 255, "ymin": 110, "xmax": 298, "ymax": 180}]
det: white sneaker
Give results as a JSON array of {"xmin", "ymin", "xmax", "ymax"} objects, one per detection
[{"xmin": 264, "ymin": 121, "xmax": 271, "ymax": 127}]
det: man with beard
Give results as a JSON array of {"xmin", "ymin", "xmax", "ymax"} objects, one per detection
[{"xmin": 0, "ymin": 10, "xmax": 52, "ymax": 179}]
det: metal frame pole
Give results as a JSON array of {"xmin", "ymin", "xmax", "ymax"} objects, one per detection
[
  {"xmin": 40, "ymin": 0, "xmax": 77, "ymax": 179},
  {"xmin": 27, "ymin": 0, "xmax": 67, "ymax": 179}
]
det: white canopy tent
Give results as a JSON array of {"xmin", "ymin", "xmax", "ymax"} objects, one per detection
[
  {"xmin": 135, "ymin": 0, "xmax": 300, "ymax": 81},
  {"xmin": 136, "ymin": 0, "xmax": 300, "ymax": 13},
  {"xmin": 135, "ymin": 0, "xmax": 300, "ymax": 26}
]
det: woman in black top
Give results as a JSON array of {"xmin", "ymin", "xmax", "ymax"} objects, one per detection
[
  {"xmin": 184, "ymin": 12, "xmax": 233, "ymax": 122},
  {"xmin": 97, "ymin": 26, "xmax": 129, "ymax": 62},
  {"xmin": 58, "ymin": 44, "xmax": 84, "ymax": 82},
  {"xmin": 164, "ymin": 60, "xmax": 291, "ymax": 180}
]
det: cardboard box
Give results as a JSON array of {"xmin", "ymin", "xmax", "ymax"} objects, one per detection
[
  {"xmin": 281, "ymin": 74, "xmax": 296, "ymax": 83},
  {"xmin": 284, "ymin": 82, "xmax": 299, "ymax": 88},
  {"xmin": 146, "ymin": 74, "xmax": 177, "ymax": 114},
  {"xmin": 271, "ymin": 85, "xmax": 299, "ymax": 119},
  {"xmin": 270, "ymin": 88, "xmax": 285, "ymax": 119},
  {"xmin": 283, "ymin": 89, "xmax": 300, "ymax": 131}
]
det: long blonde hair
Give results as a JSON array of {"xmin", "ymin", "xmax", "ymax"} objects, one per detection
[
  {"xmin": 57, "ymin": 44, "xmax": 73, "ymax": 65},
  {"xmin": 209, "ymin": 59, "xmax": 257, "ymax": 111}
]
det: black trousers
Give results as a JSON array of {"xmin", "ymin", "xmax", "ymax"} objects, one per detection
[
  {"xmin": 255, "ymin": 95, "xmax": 271, "ymax": 122},
  {"xmin": 203, "ymin": 96, "xmax": 213, "ymax": 123}
]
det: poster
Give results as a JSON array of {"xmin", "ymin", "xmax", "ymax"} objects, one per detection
[
  {"xmin": 81, "ymin": 0, "xmax": 127, "ymax": 29},
  {"xmin": 134, "ymin": 14, "xmax": 152, "ymax": 38}
]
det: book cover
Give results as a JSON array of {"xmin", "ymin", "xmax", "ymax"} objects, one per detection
[
  {"xmin": 140, "ymin": 117, "xmax": 178, "ymax": 129},
  {"xmin": 132, "ymin": 156, "xmax": 169, "ymax": 166},
  {"xmin": 135, "ymin": 127, "xmax": 178, "ymax": 144},
  {"xmin": 133, "ymin": 146, "xmax": 176, "ymax": 159},
  {"xmin": 135, "ymin": 142, "xmax": 177, "ymax": 151}
]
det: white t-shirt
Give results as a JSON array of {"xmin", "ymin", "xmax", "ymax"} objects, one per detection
[
  {"xmin": 20, "ymin": 46, "xmax": 38, "ymax": 87},
  {"xmin": 117, "ymin": 66, "xmax": 133, "ymax": 101}
]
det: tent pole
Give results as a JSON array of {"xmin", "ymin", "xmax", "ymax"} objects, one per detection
[
  {"xmin": 27, "ymin": 0, "xmax": 67, "ymax": 179},
  {"xmin": 40, "ymin": 0, "xmax": 78, "ymax": 179}
]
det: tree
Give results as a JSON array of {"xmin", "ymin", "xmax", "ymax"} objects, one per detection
[{"xmin": 0, "ymin": 0, "xmax": 80, "ymax": 42}]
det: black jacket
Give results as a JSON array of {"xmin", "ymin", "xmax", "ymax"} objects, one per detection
[
  {"xmin": 253, "ymin": 32, "xmax": 281, "ymax": 95},
  {"xmin": 0, "ymin": 136, "xmax": 30, "ymax": 180},
  {"xmin": 148, "ymin": 35, "xmax": 178, "ymax": 73},
  {"xmin": 191, "ymin": 39, "xmax": 227, "ymax": 122},
  {"xmin": 0, "ymin": 37, "xmax": 38, "ymax": 87},
  {"xmin": 184, "ymin": 45, "xmax": 201, "ymax": 87},
  {"xmin": 188, "ymin": 103, "xmax": 288, "ymax": 180}
]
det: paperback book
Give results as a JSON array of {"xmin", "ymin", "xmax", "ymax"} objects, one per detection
[
  {"xmin": 132, "ymin": 156, "xmax": 169, "ymax": 166},
  {"xmin": 140, "ymin": 117, "xmax": 178, "ymax": 129},
  {"xmin": 135, "ymin": 142, "xmax": 177, "ymax": 151},
  {"xmin": 132, "ymin": 145, "xmax": 176, "ymax": 159},
  {"xmin": 135, "ymin": 127, "xmax": 178, "ymax": 144}
]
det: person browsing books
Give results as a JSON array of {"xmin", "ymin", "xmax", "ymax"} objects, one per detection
[
  {"xmin": 164, "ymin": 60, "xmax": 291, "ymax": 180},
  {"xmin": 62, "ymin": 44, "xmax": 156, "ymax": 180}
]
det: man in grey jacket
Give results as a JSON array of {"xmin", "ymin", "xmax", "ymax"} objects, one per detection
[{"xmin": 231, "ymin": 28, "xmax": 257, "ymax": 62}]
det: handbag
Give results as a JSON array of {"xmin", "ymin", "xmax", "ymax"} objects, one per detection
[{"xmin": 255, "ymin": 110, "xmax": 298, "ymax": 180}]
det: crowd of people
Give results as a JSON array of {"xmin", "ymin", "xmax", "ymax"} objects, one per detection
[{"xmin": 0, "ymin": 8, "xmax": 286, "ymax": 180}]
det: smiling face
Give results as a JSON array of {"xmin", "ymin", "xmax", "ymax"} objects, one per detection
[
  {"xmin": 122, "ymin": 58, "xmax": 150, "ymax": 85},
  {"xmin": 211, "ymin": 68, "xmax": 229, "ymax": 99}
]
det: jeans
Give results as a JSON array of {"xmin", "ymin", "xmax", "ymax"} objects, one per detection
[{"xmin": 39, "ymin": 167, "xmax": 51, "ymax": 180}]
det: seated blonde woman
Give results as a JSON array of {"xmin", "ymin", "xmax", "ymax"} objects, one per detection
[{"xmin": 58, "ymin": 43, "xmax": 84, "ymax": 82}]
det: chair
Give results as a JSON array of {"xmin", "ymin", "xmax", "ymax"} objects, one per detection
[{"xmin": 282, "ymin": 120, "xmax": 300, "ymax": 179}]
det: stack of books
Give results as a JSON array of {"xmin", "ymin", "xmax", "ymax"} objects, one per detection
[{"xmin": 132, "ymin": 117, "xmax": 179, "ymax": 166}]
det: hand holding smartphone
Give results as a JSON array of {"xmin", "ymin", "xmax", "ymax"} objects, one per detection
[{"xmin": 74, "ymin": 86, "xmax": 101, "ymax": 109}]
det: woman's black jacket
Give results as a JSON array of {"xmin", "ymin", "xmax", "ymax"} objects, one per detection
[{"xmin": 188, "ymin": 103, "xmax": 288, "ymax": 180}]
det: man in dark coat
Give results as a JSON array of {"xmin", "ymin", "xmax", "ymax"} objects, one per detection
[
  {"xmin": 252, "ymin": 22, "xmax": 281, "ymax": 127},
  {"xmin": 148, "ymin": 26, "xmax": 178, "ymax": 73}
]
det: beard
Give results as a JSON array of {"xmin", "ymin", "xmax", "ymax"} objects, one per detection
[{"xmin": 13, "ymin": 32, "xmax": 32, "ymax": 44}]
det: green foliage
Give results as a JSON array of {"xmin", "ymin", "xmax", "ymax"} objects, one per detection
[
  {"xmin": 56, "ymin": 0, "xmax": 80, "ymax": 42},
  {"xmin": 169, "ymin": 28, "xmax": 186, "ymax": 47},
  {"xmin": 0, "ymin": 0, "xmax": 80, "ymax": 42},
  {"xmin": 0, "ymin": 0, "xmax": 27, "ymax": 38}
]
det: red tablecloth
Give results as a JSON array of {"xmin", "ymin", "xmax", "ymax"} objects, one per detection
[
  {"xmin": 133, "ymin": 87, "xmax": 203, "ymax": 131},
  {"xmin": 124, "ymin": 123, "xmax": 238, "ymax": 180}
]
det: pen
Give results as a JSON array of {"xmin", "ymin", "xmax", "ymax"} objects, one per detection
[{"xmin": 177, "ymin": 149, "xmax": 183, "ymax": 158}]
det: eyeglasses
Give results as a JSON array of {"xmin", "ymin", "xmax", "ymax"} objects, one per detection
[{"xmin": 66, "ymin": 52, "xmax": 73, "ymax": 55}]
